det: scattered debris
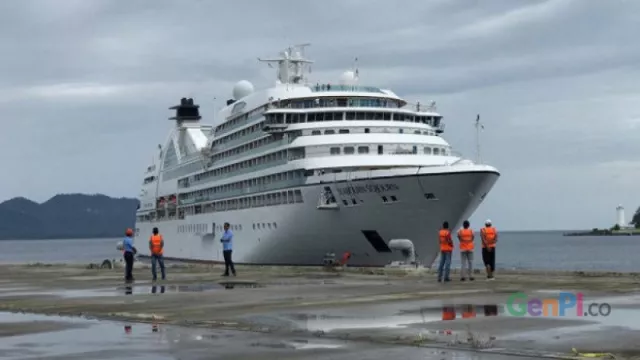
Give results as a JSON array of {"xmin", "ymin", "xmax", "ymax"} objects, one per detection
[{"xmin": 571, "ymin": 347, "xmax": 617, "ymax": 359}]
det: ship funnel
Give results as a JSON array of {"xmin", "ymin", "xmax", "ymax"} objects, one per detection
[{"xmin": 169, "ymin": 97, "xmax": 201, "ymax": 125}]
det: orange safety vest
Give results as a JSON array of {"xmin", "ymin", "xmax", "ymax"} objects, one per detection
[
  {"xmin": 481, "ymin": 226, "xmax": 497, "ymax": 248},
  {"xmin": 457, "ymin": 228, "xmax": 474, "ymax": 251},
  {"xmin": 442, "ymin": 307, "xmax": 456, "ymax": 321},
  {"xmin": 149, "ymin": 234, "xmax": 164, "ymax": 255},
  {"xmin": 439, "ymin": 229, "xmax": 453, "ymax": 252}
]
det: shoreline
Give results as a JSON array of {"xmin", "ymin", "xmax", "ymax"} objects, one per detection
[{"xmin": 563, "ymin": 231, "xmax": 640, "ymax": 236}]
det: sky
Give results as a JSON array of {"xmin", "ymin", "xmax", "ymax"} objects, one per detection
[{"xmin": 0, "ymin": 0, "xmax": 638, "ymax": 231}]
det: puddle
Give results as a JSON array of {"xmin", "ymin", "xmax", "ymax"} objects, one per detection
[
  {"xmin": 0, "ymin": 312, "xmax": 558, "ymax": 359},
  {"xmin": 0, "ymin": 282, "xmax": 261, "ymax": 298},
  {"xmin": 0, "ymin": 287, "xmax": 35, "ymax": 293},
  {"xmin": 251, "ymin": 338, "xmax": 345, "ymax": 350},
  {"xmin": 276, "ymin": 303, "xmax": 502, "ymax": 333},
  {"xmin": 0, "ymin": 312, "xmax": 350, "ymax": 360},
  {"xmin": 0, "ymin": 312, "xmax": 176, "ymax": 359}
]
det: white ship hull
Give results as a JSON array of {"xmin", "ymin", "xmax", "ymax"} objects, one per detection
[{"xmin": 135, "ymin": 166, "xmax": 499, "ymax": 267}]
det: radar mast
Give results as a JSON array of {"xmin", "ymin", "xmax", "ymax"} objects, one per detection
[{"xmin": 258, "ymin": 43, "xmax": 314, "ymax": 85}]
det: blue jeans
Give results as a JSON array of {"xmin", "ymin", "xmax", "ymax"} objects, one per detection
[
  {"xmin": 437, "ymin": 251, "xmax": 452, "ymax": 281},
  {"xmin": 151, "ymin": 254, "xmax": 166, "ymax": 280}
]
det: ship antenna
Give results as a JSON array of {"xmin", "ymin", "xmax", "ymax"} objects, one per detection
[
  {"xmin": 475, "ymin": 114, "xmax": 484, "ymax": 164},
  {"xmin": 258, "ymin": 43, "xmax": 314, "ymax": 85},
  {"xmin": 353, "ymin": 57, "xmax": 359, "ymax": 80}
]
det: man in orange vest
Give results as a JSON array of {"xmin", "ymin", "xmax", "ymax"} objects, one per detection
[
  {"xmin": 437, "ymin": 221, "xmax": 453, "ymax": 282},
  {"xmin": 457, "ymin": 220, "xmax": 475, "ymax": 281},
  {"xmin": 149, "ymin": 227, "xmax": 166, "ymax": 281},
  {"xmin": 480, "ymin": 219, "xmax": 498, "ymax": 280}
]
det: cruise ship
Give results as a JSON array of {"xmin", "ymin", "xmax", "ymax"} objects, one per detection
[{"xmin": 134, "ymin": 44, "xmax": 500, "ymax": 267}]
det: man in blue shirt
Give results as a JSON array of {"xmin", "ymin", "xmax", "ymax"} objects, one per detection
[
  {"xmin": 122, "ymin": 228, "xmax": 137, "ymax": 282},
  {"xmin": 220, "ymin": 222, "xmax": 236, "ymax": 276}
]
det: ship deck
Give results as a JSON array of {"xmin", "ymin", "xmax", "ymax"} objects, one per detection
[{"xmin": 1, "ymin": 262, "xmax": 639, "ymax": 359}]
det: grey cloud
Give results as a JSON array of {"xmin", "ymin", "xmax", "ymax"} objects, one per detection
[{"xmin": 1, "ymin": 0, "xmax": 639, "ymax": 230}]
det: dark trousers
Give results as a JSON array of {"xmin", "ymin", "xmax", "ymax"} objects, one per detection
[
  {"xmin": 223, "ymin": 250, "xmax": 235, "ymax": 275},
  {"xmin": 151, "ymin": 254, "xmax": 166, "ymax": 280},
  {"xmin": 482, "ymin": 248, "xmax": 496, "ymax": 272},
  {"xmin": 124, "ymin": 251, "xmax": 134, "ymax": 282}
]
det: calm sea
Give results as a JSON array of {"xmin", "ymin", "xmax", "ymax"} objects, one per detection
[{"xmin": 0, "ymin": 231, "xmax": 636, "ymax": 271}]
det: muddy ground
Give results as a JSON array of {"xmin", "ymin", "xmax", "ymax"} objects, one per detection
[{"xmin": 1, "ymin": 262, "xmax": 639, "ymax": 359}]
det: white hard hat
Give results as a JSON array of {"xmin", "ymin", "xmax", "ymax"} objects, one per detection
[{"xmin": 485, "ymin": 219, "xmax": 492, "ymax": 225}]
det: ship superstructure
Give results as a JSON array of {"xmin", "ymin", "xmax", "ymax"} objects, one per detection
[{"xmin": 134, "ymin": 44, "xmax": 500, "ymax": 266}]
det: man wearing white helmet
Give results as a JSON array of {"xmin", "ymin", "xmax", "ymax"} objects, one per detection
[{"xmin": 480, "ymin": 219, "xmax": 498, "ymax": 280}]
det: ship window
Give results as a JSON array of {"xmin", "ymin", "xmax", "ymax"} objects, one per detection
[
  {"xmin": 324, "ymin": 129, "xmax": 335, "ymax": 134},
  {"xmin": 330, "ymin": 147, "xmax": 341, "ymax": 155},
  {"xmin": 412, "ymin": 146, "xmax": 417, "ymax": 154},
  {"xmin": 344, "ymin": 147, "xmax": 355, "ymax": 154},
  {"xmin": 358, "ymin": 146, "xmax": 369, "ymax": 154},
  {"xmin": 434, "ymin": 148, "xmax": 440, "ymax": 155},
  {"xmin": 414, "ymin": 130, "xmax": 421, "ymax": 134},
  {"xmin": 377, "ymin": 145, "xmax": 383, "ymax": 155},
  {"xmin": 346, "ymin": 112, "xmax": 355, "ymax": 120},
  {"xmin": 338, "ymin": 129, "xmax": 349, "ymax": 134},
  {"xmin": 356, "ymin": 112, "xmax": 366, "ymax": 120},
  {"xmin": 364, "ymin": 128, "xmax": 370, "ymax": 133},
  {"xmin": 424, "ymin": 147, "xmax": 432, "ymax": 155},
  {"xmin": 311, "ymin": 130, "xmax": 321, "ymax": 135},
  {"xmin": 382, "ymin": 196, "xmax": 388, "ymax": 202},
  {"xmin": 391, "ymin": 195, "xmax": 397, "ymax": 202},
  {"xmin": 398, "ymin": 129, "xmax": 403, "ymax": 133}
]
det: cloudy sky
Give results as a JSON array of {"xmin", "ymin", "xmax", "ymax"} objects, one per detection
[{"xmin": 1, "ymin": 0, "xmax": 638, "ymax": 230}]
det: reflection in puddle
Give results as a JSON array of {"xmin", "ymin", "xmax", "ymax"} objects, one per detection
[
  {"xmin": 441, "ymin": 305, "xmax": 499, "ymax": 321},
  {"xmin": 288, "ymin": 304, "xmax": 501, "ymax": 332},
  {"xmin": 0, "ymin": 282, "xmax": 261, "ymax": 299},
  {"xmin": 0, "ymin": 312, "xmax": 174, "ymax": 360}
]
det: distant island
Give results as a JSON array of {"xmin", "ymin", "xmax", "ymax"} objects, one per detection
[
  {"xmin": 0, "ymin": 194, "xmax": 139, "ymax": 240},
  {"xmin": 564, "ymin": 207, "xmax": 640, "ymax": 236}
]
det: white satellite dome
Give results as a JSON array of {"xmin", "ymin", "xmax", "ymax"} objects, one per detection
[
  {"xmin": 232, "ymin": 80, "xmax": 254, "ymax": 100},
  {"xmin": 339, "ymin": 70, "xmax": 356, "ymax": 85}
]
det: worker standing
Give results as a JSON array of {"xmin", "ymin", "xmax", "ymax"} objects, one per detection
[
  {"xmin": 149, "ymin": 227, "xmax": 166, "ymax": 281},
  {"xmin": 457, "ymin": 220, "xmax": 475, "ymax": 281},
  {"xmin": 122, "ymin": 228, "xmax": 137, "ymax": 283},
  {"xmin": 437, "ymin": 221, "xmax": 453, "ymax": 283},
  {"xmin": 480, "ymin": 219, "xmax": 498, "ymax": 280},
  {"xmin": 220, "ymin": 222, "xmax": 236, "ymax": 276}
]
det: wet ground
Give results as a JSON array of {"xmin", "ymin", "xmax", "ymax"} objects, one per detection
[{"xmin": 1, "ymin": 263, "xmax": 640, "ymax": 359}]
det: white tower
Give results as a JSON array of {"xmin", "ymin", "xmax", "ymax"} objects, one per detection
[{"xmin": 616, "ymin": 205, "xmax": 625, "ymax": 228}]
